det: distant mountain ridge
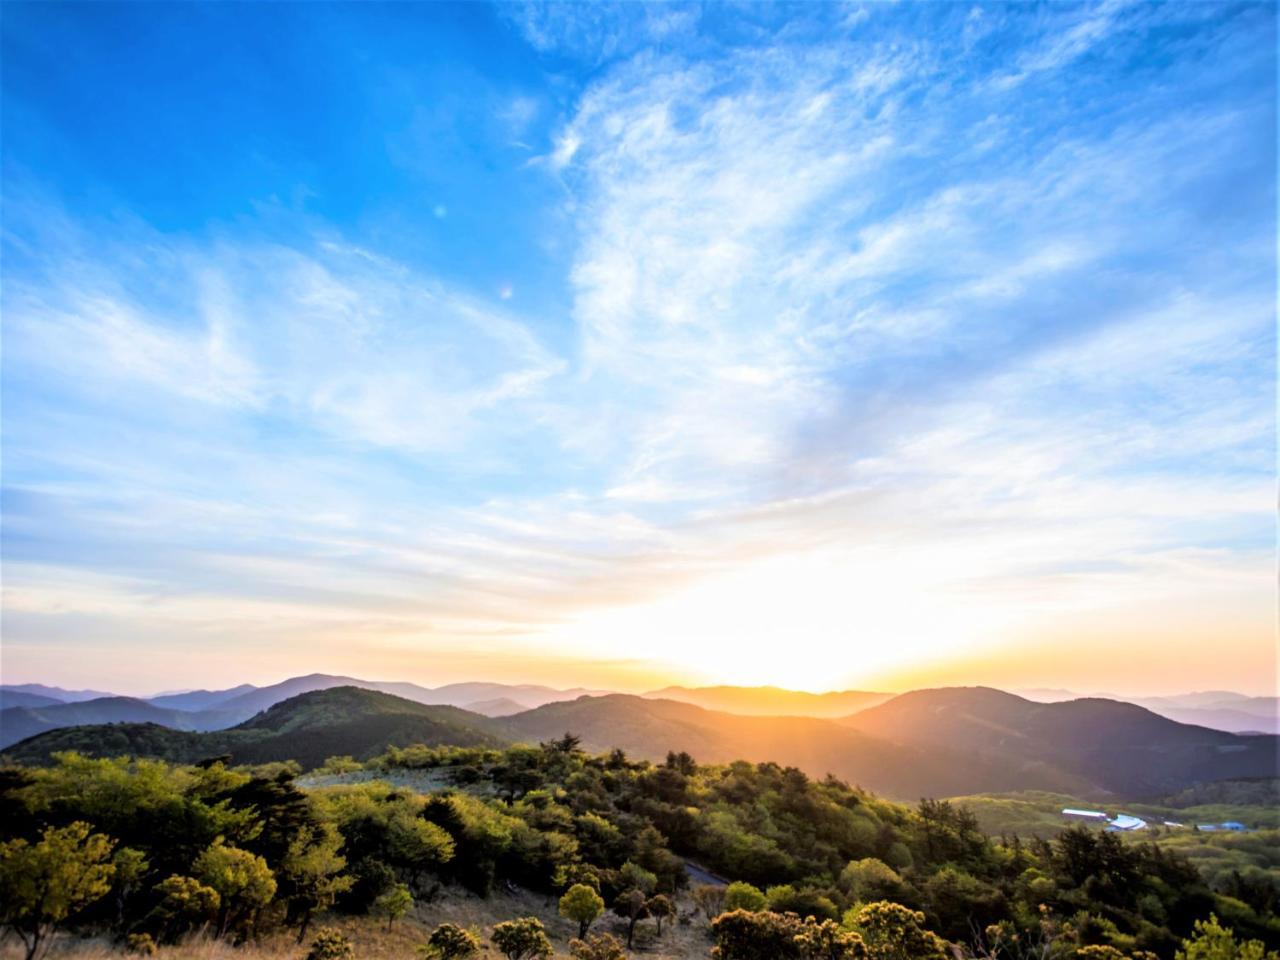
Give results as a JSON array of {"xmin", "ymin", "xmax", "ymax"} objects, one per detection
[
  {"xmin": 841, "ymin": 686, "xmax": 1279, "ymax": 797},
  {"xmin": 2, "ymin": 687, "xmax": 508, "ymax": 769},
  {"xmin": 643, "ymin": 685, "xmax": 893, "ymax": 717},
  {"xmin": 5, "ymin": 685, "xmax": 1275, "ymax": 798}
]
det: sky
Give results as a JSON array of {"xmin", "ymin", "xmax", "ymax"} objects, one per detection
[{"xmin": 1, "ymin": 2, "xmax": 1275, "ymax": 697}]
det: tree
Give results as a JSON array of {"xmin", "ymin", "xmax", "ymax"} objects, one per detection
[
  {"xmin": 491, "ymin": 916, "xmax": 554, "ymax": 960},
  {"xmin": 649, "ymin": 893, "xmax": 676, "ymax": 935},
  {"xmin": 110, "ymin": 847, "xmax": 150, "ymax": 932},
  {"xmin": 148, "ymin": 875, "xmax": 220, "ymax": 943},
  {"xmin": 281, "ymin": 824, "xmax": 353, "ymax": 942},
  {"xmin": 724, "ymin": 881, "xmax": 766, "ymax": 913},
  {"xmin": 711, "ymin": 909, "xmax": 804, "ymax": 960},
  {"xmin": 839, "ymin": 859, "xmax": 903, "ymax": 903},
  {"xmin": 614, "ymin": 888, "xmax": 650, "ymax": 949},
  {"xmin": 844, "ymin": 902, "xmax": 948, "ymax": 960},
  {"xmin": 570, "ymin": 932, "xmax": 627, "ymax": 960},
  {"xmin": 193, "ymin": 838, "xmax": 277, "ymax": 939},
  {"xmin": 693, "ymin": 883, "xmax": 727, "ymax": 921},
  {"xmin": 559, "ymin": 883, "xmax": 606, "ymax": 939},
  {"xmin": 425, "ymin": 922, "xmax": 481, "ymax": 960},
  {"xmin": 372, "ymin": 882, "xmax": 413, "ymax": 930},
  {"xmin": 619, "ymin": 860, "xmax": 658, "ymax": 895},
  {"xmin": 0, "ymin": 821, "xmax": 117, "ymax": 960},
  {"xmin": 1176, "ymin": 915, "xmax": 1280, "ymax": 960}
]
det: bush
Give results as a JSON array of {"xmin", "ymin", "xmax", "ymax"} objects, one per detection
[
  {"xmin": 711, "ymin": 909, "xmax": 804, "ymax": 960},
  {"xmin": 306, "ymin": 928, "xmax": 355, "ymax": 960},
  {"xmin": 724, "ymin": 881, "xmax": 766, "ymax": 912},
  {"xmin": 125, "ymin": 933, "xmax": 157, "ymax": 956},
  {"xmin": 570, "ymin": 932, "xmax": 628, "ymax": 960},
  {"xmin": 425, "ymin": 922, "xmax": 481, "ymax": 960},
  {"xmin": 491, "ymin": 916, "xmax": 554, "ymax": 960}
]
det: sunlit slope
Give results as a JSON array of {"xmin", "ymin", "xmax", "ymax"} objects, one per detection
[{"xmin": 497, "ymin": 694, "xmax": 1093, "ymax": 799}]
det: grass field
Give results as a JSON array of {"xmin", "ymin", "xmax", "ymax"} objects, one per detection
[{"xmin": 0, "ymin": 883, "xmax": 714, "ymax": 960}]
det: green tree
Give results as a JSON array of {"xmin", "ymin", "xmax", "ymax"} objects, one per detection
[
  {"xmin": 491, "ymin": 916, "xmax": 554, "ymax": 960},
  {"xmin": 110, "ymin": 847, "xmax": 150, "ymax": 932},
  {"xmin": 711, "ymin": 909, "xmax": 804, "ymax": 960},
  {"xmin": 559, "ymin": 883, "xmax": 606, "ymax": 939},
  {"xmin": 372, "ymin": 882, "xmax": 413, "ymax": 930},
  {"xmin": 839, "ymin": 859, "xmax": 903, "ymax": 904},
  {"xmin": 614, "ymin": 888, "xmax": 650, "ymax": 949},
  {"xmin": 193, "ymin": 837, "xmax": 276, "ymax": 939},
  {"xmin": 0, "ymin": 821, "xmax": 117, "ymax": 960},
  {"xmin": 569, "ymin": 932, "xmax": 627, "ymax": 960},
  {"xmin": 148, "ymin": 875, "xmax": 220, "ymax": 943},
  {"xmin": 844, "ymin": 902, "xmax": 948, "ymax": 960},
  {"xmin": 424, "ymin": 922, "xmax": 481, "ymax": 960},
  {"xmin": 281, "ymin": 824, "xmax": 353, "ymax": 942},
  {"xmin": 724, "ymin": 881, "xmax": 766, "ymax": 913},
  {"xmin": 1176, "ymin": 915, "xmax": 1280, "ymax": 960},
  {"xmin": 649, "ymin": 893, "xmax": 677, "ymax": 935}
]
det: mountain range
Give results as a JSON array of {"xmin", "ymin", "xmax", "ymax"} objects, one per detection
[{"xmin": 2, "ymin": 683, "xmax": 1275, "ymax": 801}]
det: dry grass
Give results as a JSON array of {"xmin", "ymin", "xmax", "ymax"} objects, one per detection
[{"xmin": 2, "ymin": 886, "xmax": 715, "ymax": 960}]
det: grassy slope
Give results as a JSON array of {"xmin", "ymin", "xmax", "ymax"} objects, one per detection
[{"xmin": 0, "ymin": 883, "xmax": 714, "ymax": 960}]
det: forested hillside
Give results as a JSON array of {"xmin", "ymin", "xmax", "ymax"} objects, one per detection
[{"xmin": 1, "ymin": 742, "xmax": 1277, "ymax": 960}]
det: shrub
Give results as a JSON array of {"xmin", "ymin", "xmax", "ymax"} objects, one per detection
[
  {"xmin": 711, "ymin": 909, "xmax": 804, "ymax": 960},
  {"xmin": 306, "ymin": 928, "xmax": 355, "ymax": 960},
  {"xmin": 491, "ymin": 916, "xmax": 554, "ymax": 960},
  {"xmin": 570, "ymin": 932, "xmax": 628, "ymax": 960},
  {"xmin": 125, "ymin": 933, "xmax": 157, "ymax": 956},
  {"xmin": 724, "ymin": 880, "xmax": 766, "ymax": 912},
  {"xmin": 425, "ymin": 922, "xmax": 481, "ymax": 960}
]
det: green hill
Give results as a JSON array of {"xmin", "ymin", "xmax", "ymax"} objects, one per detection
[{"xmin": 2, "ymin": 686, "xmax": 508, "ymax": 769}]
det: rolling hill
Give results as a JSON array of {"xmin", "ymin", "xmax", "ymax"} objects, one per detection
[
  {"xmin": 841, "ymin": 686, "xmax": 1280, "ymax": 797},
  {"xmin": 0, "ymin": 697, "xmax": 220, "ymax": 749},
  {"xmin": 2, "ymin": 687, "xmax": 509, "ymax": 769},
  {"xmin": 496, "ymin": 693, "xmax": 1094, "ymax": 799}
]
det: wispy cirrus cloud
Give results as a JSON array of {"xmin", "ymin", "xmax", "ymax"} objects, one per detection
[{"xmin": 2, "ymin": 1, "xmax": 1274, "ymax": 694}]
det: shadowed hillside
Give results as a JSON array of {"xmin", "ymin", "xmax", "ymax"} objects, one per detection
[
  {"xmin": 2, "ymin": 687, "xmax": 508, "ymax": 769},
  {"xmin": 842, "ymin": 687, "xmax": 1280, "ymax": 797}
]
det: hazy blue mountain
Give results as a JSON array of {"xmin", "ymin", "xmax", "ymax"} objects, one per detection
[
  {"xmin": 147, "ymin": 684, "xmax": 258, "ymax": 711},
  {"xmin": 0, "ymin": 691, "xmax": 65, "ymax": 710},
  {"xmin": 0, "ymin": 683, "xmax": 117, "ymax": 703}
]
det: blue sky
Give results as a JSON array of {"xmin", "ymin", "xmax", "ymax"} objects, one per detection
[{"xmin": 2, "ymin": 2, "xmax": 1275, "ymax": 695}]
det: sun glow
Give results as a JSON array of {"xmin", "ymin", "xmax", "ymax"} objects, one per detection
[{"xmin": 536, "ymin": 547, "xmax": 1022, "ymax": 692}]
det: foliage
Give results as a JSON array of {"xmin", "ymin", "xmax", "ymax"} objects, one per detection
[
  {"xmin": 424, "ymin": 922, "xmax": 481, "ymax": 960},
  {"xmin": 1176, "ymin": 915, "xmax": 1280, "ymax": 960},
  {"xmin": 725, "ymin": 880, "xmax": 767, "ymax": 912},
  {"xmin": 194, "ymin": 837, "xmax": 277, "ymax": 939},
  {"xmin": 0, "ymin": 821, "xmax": 116, "ymax": 960},
  {"xmin": 559, "ymin": 882, "xmax": 606, "ymax": 938},
  {"xmin": 305, "ymin": 927, "xmax": 355, "ymax": 960},
  {"xmin": 491, "ymin": 916, "xmax": 554, "ymax": 960},
  {"xmin": 845, "ymin": 901, "xmax": 949, "ymax": 960},
  {"xmin": 372, "ymin": 882, "xmax": 413, "ymax": 930},
  {"xmin": 712, "ymin": 908, "xmax": 806, "ymax": 960},
  {"xmin": 569, "ymin": 932, "xmax": 628, "ymax": 960}
]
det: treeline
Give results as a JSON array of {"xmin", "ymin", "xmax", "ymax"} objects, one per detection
[{"xmin": 0, "ymin": 742, "xmax": 1277, "ymax": 960}]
